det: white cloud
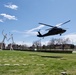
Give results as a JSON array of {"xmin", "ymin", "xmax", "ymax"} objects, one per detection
[
  {"xmin": 25, "ymin": 25, "xmax": 44, "ymax": 36},
  {"xmin": 0, "ymin": 13, "xmax": 17, "ymax": 20},
  {"xmin": 4, "ymin": 3, "xmax": 18, "ymax": 10},
  {"xmin": 15, "ymin": 41, "xmax": 32, "ymax": 46},
  {"xmin": 12, "ymin": 30, "xmax": 23, "ymax": 33},
  {"xmin": 0, "ymin": 19, "xmax": 4, "ymax": 22},
  {"xmin": 63, "ymin": 33, "xmax": 76, "ymax": 44},
  {"xmin": 29, "ymin": 25, "xmax": 44, "ymax": 32},
  {"xmin": 12, "ymin": 25, "xmax": 44, "ymax": 37}
]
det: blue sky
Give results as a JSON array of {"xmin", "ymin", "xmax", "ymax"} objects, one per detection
[{"xmin": 0, "ymin": 0, "xmax": 76, "ymax": 46}]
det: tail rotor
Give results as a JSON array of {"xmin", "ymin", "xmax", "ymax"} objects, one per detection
[{"xmin": 37, "ymin": 29, "xmax": 42, "ymax": 37}]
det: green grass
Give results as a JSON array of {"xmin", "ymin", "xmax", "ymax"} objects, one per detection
[{"xmin": 0, "ymin": 50, "xmax": 76, "ymax": 75}]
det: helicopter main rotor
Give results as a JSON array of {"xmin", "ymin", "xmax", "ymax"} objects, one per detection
[
  {"xmin": 39, "ymin": 20, "xmax": 71, "ymax": 28},
  {"xmin": 39, "ymin": 23, "xmax": 54, "ymax": 27}
]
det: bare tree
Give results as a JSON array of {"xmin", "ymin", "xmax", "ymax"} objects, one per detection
[
  {"xmin": 47, "ymin": 38, "xmax": 71, "ymax": 50},
  {"xmin": 48, "ymin": 38, "xmax": 56, "ymax": 45},
  {"xmin": 33, "ymin": 39, "xmax": 41, "ymax": 50},
  {"xmin": 47, "ymin": 38, "xmax": 57, "ymax": 49},
  {"xmin": 62, "ymin": 38, "xmax": 70, "ymax": 44}
]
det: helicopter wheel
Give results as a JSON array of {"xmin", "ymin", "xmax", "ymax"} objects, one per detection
[{"xmin": 60, "ymin": 34, "xmax": 62, "ymax": 36}]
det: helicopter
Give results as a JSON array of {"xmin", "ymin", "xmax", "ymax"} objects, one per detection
[{"xmin": 37, "ymin": 20, "xmax": 70, "ymax": 37}]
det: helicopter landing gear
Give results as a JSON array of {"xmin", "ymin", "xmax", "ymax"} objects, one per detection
[{"xmin": 60, "ymin": 34, "xmax": 62, "ymax": 36}]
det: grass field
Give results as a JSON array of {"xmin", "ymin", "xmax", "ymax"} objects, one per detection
[{"xmin": 0, "ymin": 50, "xmax": 76, "ymax": 75}]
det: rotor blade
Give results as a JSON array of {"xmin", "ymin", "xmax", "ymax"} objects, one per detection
[
  {"xmin": 56, "ymin": 20, "xmax": 71, "ymax": 27},
  {"xmin": 39, "ymin": 23, "xmax": 54, "ymax": 27},
  {"xmin": 61, "ymin": 20, "xmax": 71, "ymax": 25},
  {"xmin": 45, "ymin": 28, "xmax": 51, "ymax": 31}
]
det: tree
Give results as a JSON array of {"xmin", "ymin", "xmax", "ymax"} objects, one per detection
[
  {"xmin": 33, "ymin": 39, "xmax": 41, "ymax": 50},
  {"xmin": 47, "ymin": 38, "xmax": 71, "ymax": 50},
  {"xmin": 47, "ymin": 38, "xmax": 56, "ymax": 49}
]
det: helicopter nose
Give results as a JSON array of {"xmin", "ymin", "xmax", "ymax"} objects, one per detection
[{"xmin": 63, "ymin": 29, "xmax": 66, "ymax": 32}]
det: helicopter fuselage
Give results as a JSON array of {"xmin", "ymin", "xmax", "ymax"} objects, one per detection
[
  {"xmin": 37, "ymin": 27, "xmax": 66, "ymax": 37},
  {"xmin": 37, "ymin": 20, "xmax": 70, "ymax": 37}
]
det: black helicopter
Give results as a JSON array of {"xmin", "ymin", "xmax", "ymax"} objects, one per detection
[{"xmin": 37, "ymin": 20, "xmax": 70, "ymax": 37}]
